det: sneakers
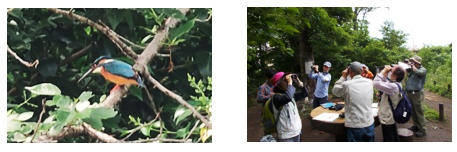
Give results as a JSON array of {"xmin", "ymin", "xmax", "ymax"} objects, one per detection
[
  {"xmin": 414, "ymin": 131, "xmax": 426, "ymax": 137},
  {"xmin": 408, "ymin": 126, "xmax": 419, "ymax": 132}
]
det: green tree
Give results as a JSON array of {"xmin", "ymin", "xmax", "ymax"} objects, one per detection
[
  {"xmin": 7, "ymin": 8, "xmax": 212, "ymax": 143},
  {"xmin": 380, "ymin": 21, "xmax": 409, "ymax": 50}
]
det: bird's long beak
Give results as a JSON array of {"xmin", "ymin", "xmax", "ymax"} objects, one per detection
[{"xmin": 78, "ymin": 65, "xmax": 96, "ymax": 83}]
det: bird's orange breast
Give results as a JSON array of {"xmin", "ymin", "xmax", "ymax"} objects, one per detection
[{"xmin": 100, "ymin": 67, "xmax": 139, "ymax": 85}]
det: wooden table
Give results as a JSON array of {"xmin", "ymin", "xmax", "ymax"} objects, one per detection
[{"xmin": 310, "ymin": 102, "xmax": 380, "ymax": 142}]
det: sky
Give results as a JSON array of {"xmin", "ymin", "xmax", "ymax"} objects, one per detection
[{"xmin": 363, "ymin": 7, "xmax": 454, "ymax": 49}]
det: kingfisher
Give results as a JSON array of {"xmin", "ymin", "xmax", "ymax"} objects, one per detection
[{"xmin": 78, "ymin": 56, "xmax": 145, "ymax": 92}]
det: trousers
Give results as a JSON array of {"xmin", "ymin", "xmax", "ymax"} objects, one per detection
[{"xmin": 407, "ymin": 91, "xmax": 426, "ymax": 133}]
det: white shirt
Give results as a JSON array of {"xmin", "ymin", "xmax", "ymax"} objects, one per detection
[{"xmin": 332, "ymin": 75, "xmax": 374, "ymax": 128}]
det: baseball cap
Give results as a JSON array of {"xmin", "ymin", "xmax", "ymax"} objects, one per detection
[{"xmin": 323, "ymin": 61, "xmax": 332, "ymax": 68}]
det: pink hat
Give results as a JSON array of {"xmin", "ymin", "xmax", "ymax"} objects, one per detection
[{"xmin": 271, "ymin": 72, "xmax": 284, "ymax": 86}]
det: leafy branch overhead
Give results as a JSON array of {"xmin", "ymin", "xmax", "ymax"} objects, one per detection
[{"xmin": 7, "ymin": 8, "xmax": 212, "ymax": 143}]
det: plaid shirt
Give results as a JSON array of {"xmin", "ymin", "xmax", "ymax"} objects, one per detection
[{"xmin": 256, "ymin": 81, "xmax": 274, "ymax": 104}]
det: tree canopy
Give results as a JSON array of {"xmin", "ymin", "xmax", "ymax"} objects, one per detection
[
  {"xmin": 7, "ymin": 8, "xmax": 212, "ymax": 143},
  {"xmin": 247, "ymin": 7, "xmax": 450, "ymax": 99}
]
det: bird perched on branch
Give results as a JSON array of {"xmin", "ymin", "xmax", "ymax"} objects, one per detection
[{"xmin": 78, "ymin": 56, "xmax": 145, "ymax": 92}]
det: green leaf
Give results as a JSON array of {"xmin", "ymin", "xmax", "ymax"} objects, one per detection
[
  {"xmin": 195, "ymin": 51, "xmax": 212, "ymax": 78},
  {"xmin": 102, "ymin": 114, "xmax": 121, "ymax": 129},
  {"xmin": 43, "ymin": 115, "xmax": 55, "ymax": 123},
  {"xmin": 77, "ymin": 108, "xmax": 92, "ymax": 119},
  {"xmin": 129, "ymin": 86, "xmax": 143, "ymax": 101},
  {"xmin": 76, "ymin": 100, "xmax": 90, "ymax": 112},
  {"xmin": 108, "ymin": 9, "xmax": 124, "ymax": 31},
  {"xmin": 24, "ymin": 83, "xmax": 61, "ymax": 96},
  {"xmin": 124, "ymin": 10, "xmax": 134, "ymax": 30},
  {"xmin": 15, "ymin": 112, "xmax": 34, "ymax": 121},
  {"xmin": 19, "ymin": 123, "xmax": 34, "ymax": 134},
  {"xmin": 49, "ymin": 122, "xmax": 65, "ymax": 136},
  {"xmin": 56, "ymin": 95, "xmax": 72, "ymax": 108},
  {"xmin": 7, "ymin": 121, "xmax": 21, "ymax": 132},
  {"xmin": 176, "ymin": 128, "xmax": 187, "ymax": 138},
  {"xmin": 99, "ymin": 94, "xmax": 107, "ymax": 103},
  {"xmin": 170, "ymin": 18, "xmax": 195, "ymax": 40},
  {"xmin": 174, "ymin": 107, "xmax": 192, "ymax": 125},
  {"xmin": 141, "ymin": 34, "xmax": 153, "ymax": 44},
  {"xmin": 140, "ymin": 127, "xmax": 151, "ymax": 137},
  {"xmin": 84, "ymin": 26, "xmax": 91, "ymax": 35},
  {"xmin": 55, "ymin": 110, "xmax": 76, "ymax": 124},
  {"xmin": 83, "ymin": 117, "xmax": 103, "ymax": 130},
  {"xmin": 13, "ymin": 132, "xmax": 27, "ymax": 142},
  {"xmin": 78, "ymin": 91, "xmax": 94, "ymax": 102},
  {"xmin": 150, "ymin": 120, "xmax": 162, "ymax": 128},
  {"xmin": 90, "ymin": 107, "xmax": 118, "ymax": 119}
]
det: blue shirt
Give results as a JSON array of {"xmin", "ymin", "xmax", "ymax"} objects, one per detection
[{"xmin": 309, "ymin": 71, "xmax": 331, "ymax": 98}]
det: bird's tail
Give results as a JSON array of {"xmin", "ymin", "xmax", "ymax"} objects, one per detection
[{"xmin": 137, "ymin": 76, "xmax": 145, "ymax": 88}]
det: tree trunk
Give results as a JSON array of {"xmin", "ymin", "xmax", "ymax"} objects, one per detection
[{"xmin": 298, "ymin": 28, "xmax": 315, "ymax": 99}]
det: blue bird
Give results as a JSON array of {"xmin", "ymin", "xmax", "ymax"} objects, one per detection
[{"xmin": 78, "ymin": 56, "xmax": 145, "ymax": 92}]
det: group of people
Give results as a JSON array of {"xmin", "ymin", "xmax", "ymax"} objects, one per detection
[{"xmin": 256, "ymin": 55, "xmax": 427, "ymax": 142}]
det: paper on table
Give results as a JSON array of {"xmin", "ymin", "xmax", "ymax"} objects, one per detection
[
  {"xmin": 372, "ymin": 108, "xmax": 378, "ymax": 117},
  {"xmin": 372, "ymin": 103, "xmax": 378, "ymax": 108},
  {"xmin": 313, "ymin": 113, "xmax": 340, "ymax": 122}
]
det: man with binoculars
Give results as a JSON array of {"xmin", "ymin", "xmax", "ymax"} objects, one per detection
[{"xmin": 309, "ymin": 61, "xmax": 332, "ymax": 109}]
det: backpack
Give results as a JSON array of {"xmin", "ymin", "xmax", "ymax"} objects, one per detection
[
  {"xmin": 387, "ymin": 83, "xmax": 413, "ymax": 124},
  {"xmin": 261, "ymin": 94, "xmax": 282, "ymax": 134}
]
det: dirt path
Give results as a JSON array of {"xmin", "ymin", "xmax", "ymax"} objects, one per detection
[{"xmin": 247, "ymin": 91, "xmax": 452, "ymax": 142}]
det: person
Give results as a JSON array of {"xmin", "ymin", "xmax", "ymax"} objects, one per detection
[
  {"xmin": 270, "ymin": 72, "xmax": 308, "ymax": 142},
  {"xmin": 332, "ymin": 61, "xmax": 374, "ymax": 142},
  {"xmin": 405, "ymin": 55, "xmax": 427, "ymax": 137},
  {"xmin": 361, "ymin": 64, "xmax": 374, "ymax": 79},
  {"xmin": 256, "ymin": 69, "xmax": 277, "ymax": 105},
  {"xmin": 309, "ymin": 61, "xmax": 332, "ymax": 109},
  {"xmin": 373, "ymin": 65, "xmax": 407, "ymax": 142}
]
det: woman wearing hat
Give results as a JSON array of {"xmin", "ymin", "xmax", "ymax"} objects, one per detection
[{"xmin": 270, "ymin": 72, "xmax": 309, "ymax": 142}]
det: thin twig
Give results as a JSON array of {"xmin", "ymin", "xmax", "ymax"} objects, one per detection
[
  {"xmin": 31, "ymin": 98, "xmax": 47, "ymax": 143},
  {"xmin": 185, "ymin": 120, "xmax": 200, "ymax": 140},
  {"xmin": 117, "ymin": 34, "xmax": 146, "ymax": 49},
  {"xmin": 195, "ymin": 12, "xmax": 212, "ymax": 22},
  {"xmin": 129, "ymin": 138, "xmax": 191, "ymax": 143},
  {"xmin": 59, "ymin": 44, "xmax": 92, "ymax": 66},
  {"xmin": 143, "ymin": 68, "xmax": 212, "ymax": 129},
  {"xmin": 7, "ymin": 46, "xmax": 39, "ymax": 68},
  {"xmin": 122, "ymin": 114, "xmax": 160, "ymax": 141},
  {"xmin": 8, "ymin": 44, "xmax": 92, "ymax": 96},
  {"xmin": 47, "ymin": 8, "xmax": 138, "ymax": 60},
  {"xmin": 82, "ymin": 122, "xmax": 124, "ymax": 143}
]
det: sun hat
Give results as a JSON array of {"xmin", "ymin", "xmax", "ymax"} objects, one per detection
[{"xmin": 409, "ymin": 55, "xmax": 422, "ymax": 64}]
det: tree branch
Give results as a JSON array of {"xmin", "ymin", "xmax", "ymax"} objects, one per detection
[
  {"xmin": 59, "ymin": 44, "xmax": 92, "ymax": 66},
  {"xmin": 143, "ymin": 68, "xmax": 212, "ymax": 129},
  {"xmin": 7, "ymin": 45, "xmax": 39, "ymax": 68},
  {"xmin": 133, "ymin": 8, "xmax": 190, "ymax": 73},
  {"xmin": 31, "ymin": 98, "xmax": 46, "ymax": 143},
  {"xmin": 82, "ymin": 123, "xmax": 124, "ymax": 143},
  {"xmin": 47, "ymin": 8, "xmax": 138, "ymax": 60},
  {"xmin": 129, "ymin": 138, "xmax": 192, "ymax": 143},
  {"xmin": 122, "ymin": 113, "xmax": 160, "ymax": 141},
  {"xmin": 7, "ymin": 44, "xmax": 92, "ymax": 96}
]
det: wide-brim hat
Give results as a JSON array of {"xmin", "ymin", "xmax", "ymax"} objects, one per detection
[
  {"xmin": 409, "ymin": 55, "xmax": 422, "ymax": 64},
  {"xmin": 271, "ymin": 72, "xmax": 293, "ymax": 89}
]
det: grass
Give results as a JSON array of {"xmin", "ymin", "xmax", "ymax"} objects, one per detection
[{"xmin": 423, "ymin": 104, "xmax": 441, "ymax": 121}]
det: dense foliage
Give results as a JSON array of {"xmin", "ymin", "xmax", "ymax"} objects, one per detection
[
  {"xmin": 247, "ymin": 7, "xmax": 451, "ymax": 102},
  {"xmin": 7, "ymin": 8, "xmax": 212, "ymax": 143}
]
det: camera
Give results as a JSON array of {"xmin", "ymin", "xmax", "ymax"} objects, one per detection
[
  {"xmin": 310, "ymin": 65, "xmax": 318, "ymax": 73},
  {"xmin": 291, "ymin": 74, "xmax": 298, "ymax": 79}
]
